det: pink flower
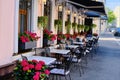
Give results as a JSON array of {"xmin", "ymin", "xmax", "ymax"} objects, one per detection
[
  {"xmin": 45, "ymin": 70, "xmax": 50, "ymax": 75},
  {"xmin": 32, "ymin": 60, "xmax": 38, "ymax": 63},
  {"xmin": 33, "ymin": 74, "xmax": 39, "ymax": 80},
  {"xmin": 21, "ymin": 60, "xmax": 29, "ymax": 67},
  {"xmin": 33, "ymin": 72, "xmax": 40, "ymax": 80},
  {"xmin": 19, "ymin": 31, "xmax": 40, "ymax": 43},
  {"xmin": 35, "ymin": 64, "xmax": 42, "ymax": 70},
  {"xmin": 35, "ymin": 72, "xmax": 40, "ymax": 75},
  {"xmin": 38, "ymin": 61, "xmax": 45, "ymax": 66},
  {"xmin": 23, "ymin": 66, "xmax": 29, "ymax": 71},
  {"xmin": 29, "ymin": 64, "xmax": 34, "ymax": 69}
]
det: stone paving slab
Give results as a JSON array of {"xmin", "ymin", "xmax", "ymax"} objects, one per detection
[{"xmin": 70, "ymin": 32, "xmax": 120, "ymax": 80}]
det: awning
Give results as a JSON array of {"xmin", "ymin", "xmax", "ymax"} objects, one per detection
[
  {"xmin": 67, "ymin": 0, "xmax": 106, "ymax": 15},
  {"xmin": 84, "ymin": 11, "xmax": 100, "ymax": 17}
]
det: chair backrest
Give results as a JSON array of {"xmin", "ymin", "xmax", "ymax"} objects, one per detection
[
  {"xmin": 21, "ymin": 54, "xmax": 28, "ymax": 60},
  {"xmin": 76, "ymin": 38, "xmax": 80, "ymax": 42},
  {"xmin": 69, "ymin": 39, "xmax": 73, "ymax": 45},
  {"xmin": 44, "ymin": 47, "xmax": 51, "ymax": 57},
  {"xmin": 34, "ymin": 48, "xmax": 45, "ymax": 56},
  {"xmin": 64, "ymin": 55, "xmax": 73, "ymax": 71}
]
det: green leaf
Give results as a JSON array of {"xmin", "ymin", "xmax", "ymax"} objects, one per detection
[{"xmin": 38, "ymin": 16, "xmax": 48, "ymax": 29}]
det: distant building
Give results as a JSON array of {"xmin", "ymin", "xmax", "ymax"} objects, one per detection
[
  {"xmin": 114, "ymin": 6, "xmax": 120, "ymax": 27},
  {"xmin": 95, "ymin": 0, "xmax": 106, "ymax": 3}
]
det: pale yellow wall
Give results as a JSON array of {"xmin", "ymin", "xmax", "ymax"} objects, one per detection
[{"xmin": 114, "ymin": 6, "xmax": 120, "ymax": 27}]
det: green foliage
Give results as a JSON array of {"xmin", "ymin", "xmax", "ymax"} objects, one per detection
[
  {"xmin": 14, "ymin": 60, "xmax": 49, "ymax": 80},
  {"xmin": 65, "ymin": 21, "xmax": 71, "ymax": 33},
  {"xmin": 107, "ymin": 8, "xmax": 116, "ymax": 24},
  {"xmin": 77, "ymin": 24, "xmax": 81, "ymax": 32},
  {"xmin": 77, "ymin": 24, "xmax": 85, "ymax": 32},
  {"xmin": 91, "ymin": 24, "xmax": 97, "ymax": 28},
  {"xmin": 84, "ymin": 25, "xmax": 90, "ymax": 32},
  {"xmin": 80, "ymin": 25, "xmax": 85, "ymax": 31},
  {"xmin": 54, "ymin": 19, "xmax": 62, "ymax": 30},
  {"xmin": 72, "ymin": 22, "xmax": 77, "ymax": 32},
  {"xmin": 38, "ymin": 16, "xmax": 48, "ymax": 29}
]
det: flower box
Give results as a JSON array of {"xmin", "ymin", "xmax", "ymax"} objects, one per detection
[{"xmin": 19, "ymin": 41, "xmax": 36, "ymax": 51}]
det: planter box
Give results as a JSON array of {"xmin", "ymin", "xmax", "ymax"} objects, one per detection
[
  {"xmin": 19, "ymin": 41, "xmax": 36, "ymax": 50},
  {"xmin": 43, "ymin": 38, "xmax": 54, "ymax": 47}
]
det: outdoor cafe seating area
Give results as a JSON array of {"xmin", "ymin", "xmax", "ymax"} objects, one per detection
[{"xmin": 0, "ymin": 33, "xmax": 99, "ymax": 80}]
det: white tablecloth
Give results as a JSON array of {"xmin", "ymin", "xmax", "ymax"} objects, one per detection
[
  {"xmin": 50, "ymin": 49, "xmax": 70, "ymax": 55},
  {"xmin": 66, "ymin": 45, "xmax": 79, "ymax": 49},
  {"xmin": 26, "ymin": 56, "xmax": 56, "ymax": 65},
  {"xmin": 73, "ymin": 42, "xmax": 84, "ymax": 45}
]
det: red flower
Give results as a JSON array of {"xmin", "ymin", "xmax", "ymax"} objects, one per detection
[
  {"xmin": 35, "ymin": 64, "xmax": 42, "ymax": 70},
  {"xmin": 45, "ymin": 70, "xmax": 50, "ymax": 75},
  {"xmin": 33, "ymin": 72, "xmax": 40, "ymax": 80},
  {"xmin": 39, "ymin": 61, "xmax": 45, "ymax": 66},
  {"xmin": 21, "ymin": 60, "xmax": 29, "ymax": 67},
  {"xmin": 19, "ymin": 31, "xmax": 40, "ymax": 43},
  {"xmin": 29, "ymin": 64, "xmax": 34, "ymax": 69},
  {"xmin": 14, "ymin": 60, "xmax": 49, "ymax": 80},
  {"xmin": 23, "ymin": 66, "xmax": 29, "ymax": 71},
  {"xmin": 32, "ymin": 60, "xmax": 38, "ymax": 63}
]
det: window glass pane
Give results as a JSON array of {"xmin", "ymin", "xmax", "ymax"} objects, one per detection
[{"xmin": 19, "ymin": 0, "xmax": 32, "ymax": 33}]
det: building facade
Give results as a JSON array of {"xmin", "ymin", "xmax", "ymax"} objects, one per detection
[
  {"xmin": 0, "ymin": 0, "xmax": 107, "ymax": 66},
  {"xmin": 114, "ymin": 6, "xmax": 120, "ymax": 27}
]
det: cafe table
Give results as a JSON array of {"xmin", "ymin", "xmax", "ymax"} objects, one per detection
[
  {"xmin": 66, "ymin": 45, "xmax": 79, "ymax": 49},
  {"xmin": 22, "ymin": 56, "xmax": 56, "ymax": 65},
  {"xmin": 50, "ymin": 49, "xmax": 70, "ymax": 55},
  {"xmin": 73, "ymin": 42, "xmax": 84, "ymax": 45}
]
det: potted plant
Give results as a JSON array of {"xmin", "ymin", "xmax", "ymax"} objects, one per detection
[
  {"xmin": 65, "ymin": 21, "xmax": 71, "ymax": 33},
  {"xmin": 19, "ymin": 31, "xmax": 40, "ymax": 51},
  {"xmin": 91, "ymin": 24, "xmax": 97, "ymax": 28},
  {"xmin": 38, "ymin": 16, "xmax": 48, "ymax": 29},
  {"xmin": 14, "ymin": 60, "xmax": 50, "ymax": 80},
  {"xmin": 57, "ymin": 33, "xmax": 66, "ymax": 44},
  {"xmin": 77, "ymin": 24, "xmax": 81, "ymax": 33},
  {"xmin": 84, "ymin": 25, "xmax": 90, "ymax": 32},
  {"xmin": 54, "ymin": 19, "xmax": 62, "ymax": 29},
  {"xmin": 80, "ymin": 25, "xmax": 85, "ymax": 32},
  {"xmin": 72, "ymin": 22, "xmax": 77, "ymax": 33},
  {"xmin": 93, "ymin": 33, "xmax": 98, "ymax": 37},
  {"xmin": 43, "ymin": 29, "xmax": 57, "ymax": 47}
]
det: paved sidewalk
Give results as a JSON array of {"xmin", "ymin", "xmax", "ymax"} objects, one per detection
[{"xmin": 71, "ymin": 32, "xmax": 120, "ymax": 80}]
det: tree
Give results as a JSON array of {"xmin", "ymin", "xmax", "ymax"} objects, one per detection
[{"xmin": 107, "ymin": 8, "xmax": 116, "ymax": 24}]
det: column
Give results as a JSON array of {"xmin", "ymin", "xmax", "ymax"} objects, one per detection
[
  {"xmin": 14, "ymin": 0, "xmax": 19, "ymax": 54},
  {"xmin": 62, "ymin": 4, "xmax": 65, "ymax": 34},
  {"xmin": 70, "ymin": 6, "xmax": 73, "ymax": 34},
  {"xmin": 31, "ymin": 0, "xmax": 38, "ymax": 32},
  {"xmin": 50, "ymin": 0, "xmax": 55, "ymax": 33}
]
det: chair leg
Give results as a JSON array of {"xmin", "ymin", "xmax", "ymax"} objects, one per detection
[
  {"xmin": 65, "ymin": 76, "xmax": 67, "ymax": 80},
  {"xmin": 78, "ymin": 66, "xmax": 82, "ymax": 77},
  {"xmin": 80, "ymin": 62, "xmax": 84, "ymax": 74},
  {"xmin": 68, "ymin": 74, "xmax": 72, "ymax": 80},
  {"xmin": 85, "ymin": 55, "xmax": 88, "ymax": 66}
]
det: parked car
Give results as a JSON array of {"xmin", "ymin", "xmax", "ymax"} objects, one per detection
[
  {"xmin": 114, "ymin": 28, "xmax": 120, "ymax": 36},
  {"xmin": 109, "ymin": 28, "xmax": 116, "ymax": 33}
]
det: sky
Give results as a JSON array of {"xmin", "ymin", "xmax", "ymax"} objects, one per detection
[{"xmin": 106, "ymin": 0, "xmax": 120, "ymax": 10}]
